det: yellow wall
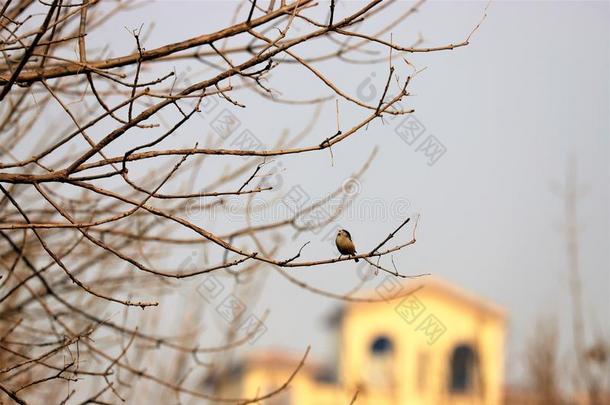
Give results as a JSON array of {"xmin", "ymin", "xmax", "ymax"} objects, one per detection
[{"xmin": 240, "ymin": 280, "xmax": 506, "ymax": 405}]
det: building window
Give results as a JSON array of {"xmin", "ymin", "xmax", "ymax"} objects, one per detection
[
  {"xmin": 368, "ymin": 335, "xmax": 395, "ymax": 389},
  {"xmin": 449, "ymin": 345, "xmax": 477, "ymax": 393},
  {"xmin": 370, "ymin": 336, "xmax": 394, "ymax": 355}
]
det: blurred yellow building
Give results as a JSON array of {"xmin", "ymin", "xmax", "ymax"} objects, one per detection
[{"xmin": 221, "ymin": 277, "xmax": 506, "ymax": 405}]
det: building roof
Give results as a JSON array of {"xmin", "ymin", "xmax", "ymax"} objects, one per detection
[
  {"xmin": 244, "ymin": 349, "xmax": 322, "ymax": 372},
  {"xmin": 327, "ymin": 275, "xmax": 506, "ymax": 327},
  {"xmin": 407, "ymin": 276, "xmax": 507, "ymax": 318},
  {"xmin": 203, "ymin": 350, "xmax": 319, "ymax": 388}
]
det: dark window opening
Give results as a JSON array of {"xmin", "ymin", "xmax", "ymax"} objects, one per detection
[
  {"xmin": 450, "ymin": 345, "xmax": 477, "ymax": 392},
  {"xmin": 370, "ymin": 335, "xmax": 394, "ymax": 356},
  {"xmin": 368, "ymin": 335, "xmax": 395, "ymax": 389}
]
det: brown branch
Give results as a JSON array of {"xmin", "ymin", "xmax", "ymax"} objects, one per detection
[{"xmin": 0, "ymin": 0, "xmax": 314, "ymax": 85}]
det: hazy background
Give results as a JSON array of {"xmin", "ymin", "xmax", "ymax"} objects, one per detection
[{"xmin": 74, "ymin": 0, "xmax": 609, "ymax": 387}]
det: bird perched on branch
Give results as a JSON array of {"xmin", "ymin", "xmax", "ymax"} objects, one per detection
[{"xmin": 335, "ymin": 229, "xmax": 359, "ymax": 262}]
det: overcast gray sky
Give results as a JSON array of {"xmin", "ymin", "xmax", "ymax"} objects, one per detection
[{"xmin": 75, "ymin": 0, "xmax": 609, "ymax": 386}]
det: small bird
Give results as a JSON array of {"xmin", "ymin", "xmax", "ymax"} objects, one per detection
[{"xmin": 335, "ymin": 229, "xmax": 359, "ymax": 262}]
